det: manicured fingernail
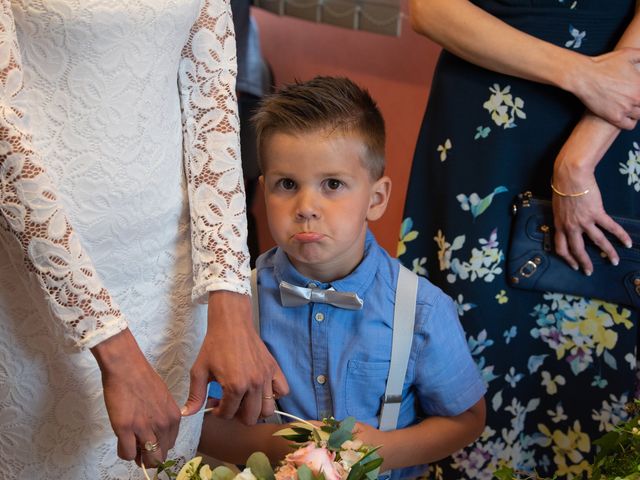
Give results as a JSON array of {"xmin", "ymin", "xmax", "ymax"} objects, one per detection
[
  {"xmin": 181, "ymin": 406, "xmax": 187, "ymax": 416},
  {"xmin": 585, "ymin": 270, "xmax": 592, "ymax": 277},
  {"xmin": 626, "ymin": 241, "xmax": 633, "ymax": 248},
  {"xmin": 572, "ymin": 265, "xmax": 579, "ymax": 271},
  {"xmin": 611, "ymin": 258, "xmax": 619, "ymax": 266}
]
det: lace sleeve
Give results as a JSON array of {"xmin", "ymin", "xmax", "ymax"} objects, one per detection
[
  {"xmin": 0, "ymin": 1, "xmax": 127, "ymax": 350},
  {"xmin": 179, "ymin": 0, "xmax": 251, "ymax": 302}
]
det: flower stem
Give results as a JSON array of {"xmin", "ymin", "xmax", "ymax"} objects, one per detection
[
  {"xmin": 141, "ymin": 462, "xmax": 153, "ymax": 480},
  {"xmin": 273, "ymin": 409, "xmax": 317, "ymax": 429}
]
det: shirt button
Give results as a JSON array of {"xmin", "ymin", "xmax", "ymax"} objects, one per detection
[
  {"xmin": 316, "ymin": 374, "xmax": 327, "ymax": 385},
  {"xmin": 315, "ymin": 312, "xmax": 324, "ymax": 322}
]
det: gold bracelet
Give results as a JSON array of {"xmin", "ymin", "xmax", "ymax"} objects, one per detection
[{"xmin": 550, "ymin": 180, "xmax": 591, "ymax": 198}]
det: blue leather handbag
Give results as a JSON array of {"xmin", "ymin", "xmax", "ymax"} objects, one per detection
[{"xmin": 507, "ymin": 192, "xmax": 640, "ymax": 308}]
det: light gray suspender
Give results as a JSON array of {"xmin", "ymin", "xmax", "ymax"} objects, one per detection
[
  {"xmin": 250, "ymin": 265, "xmax": 418, "ymax": 431},
  {"xmin": 378, "ymin": 264, "xmax": 418, "ymax": 431}
]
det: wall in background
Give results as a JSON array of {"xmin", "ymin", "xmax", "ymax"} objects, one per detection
[{"xmin": 251, "ymin": 4, "xmax": 441, "ymax": 257}]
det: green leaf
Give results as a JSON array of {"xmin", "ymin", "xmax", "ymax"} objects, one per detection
[
  {"xmin": 246, "ymin": 452, "xmax": 275, "ymax": 480},
  {"xmin": 176, "ymin": 457, "xmax": 203, "ymax": 480},
  {"xmin": 297, "ymin": 465, "xmax": 313, "ymax": 480},
  {"xmin": 273, "ymin": 427, "xmax": 314, "ymax": 438},
  {"xmin": 210, "ymin": 466, "xmax": 237, "ymax": 480},
  {"xmin": 346, "ymin": 461, "xmax": 365, "ymax": 480},
  {"xmin": 157, "ymin": 460, "xmax": 178, "ymax": 478},
  {"xmin": 361, "ymin": 457, "xmax": 383, "ymax": 472},
  {"xmin": 328, "ymin": 417, "xmax": 356, "ymax": 450},
  {"xmin": 290, "ymin": 422, "xmax": 316, "ymax": 430},
  {"xmin": 355, "ymin": 447, "xmax": 381, "ymax": 464}
]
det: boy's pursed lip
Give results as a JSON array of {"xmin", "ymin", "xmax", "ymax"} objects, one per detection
[{"xmin": 292, "ymin": 232, "xmax": 325, "ymax": 243}]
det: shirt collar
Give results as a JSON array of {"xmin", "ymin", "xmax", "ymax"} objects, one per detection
[{"xmin": 273, "ymin": 229, "xmax": 380, "ymax": 300}]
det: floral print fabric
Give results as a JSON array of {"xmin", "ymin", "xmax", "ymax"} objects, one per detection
[{"xmin": 401, "ymin": 2, "xmax": 639, "ymax": 478}]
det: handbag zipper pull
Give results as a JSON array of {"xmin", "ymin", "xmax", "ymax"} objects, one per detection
[{"xmin": 540, "ymin": 224, "xmax": 552, "ymax": 252}]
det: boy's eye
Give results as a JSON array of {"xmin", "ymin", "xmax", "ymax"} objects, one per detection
[
  {"xmin": 278, "ymin": 178, "xmax": 296, "ymax": 190},
  {"xmin": 326, "ymin": 179, "xmax": 343, "ymax": 190}
]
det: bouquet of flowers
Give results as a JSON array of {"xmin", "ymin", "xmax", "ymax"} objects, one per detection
[{"xmin": 148, "ymin": 412, "xmax": 383, "ymax": 480}]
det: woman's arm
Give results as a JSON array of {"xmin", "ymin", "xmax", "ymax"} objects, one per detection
[
  {"xmin": 551, "ymin": 4, "xmax": 640, "ymax": 273},
  {"xmin": 177, "ymin": 0, "xmax": 288, "ymax": 424},
  {"xmin": 0, "ymin": 0, "xmax": 180, "ymax": 466},
  {"xmin": 353, "ymin": 398, "xmax": 486, "ymax": 471},
  {"xmin": 409, "ymin": 0, "xmax": 640, "ymax": 130}
]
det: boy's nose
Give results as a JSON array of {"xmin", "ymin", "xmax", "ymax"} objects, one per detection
[{"xmin": 295, "ymin": 190, "xmax": 319, "ymax": 220}]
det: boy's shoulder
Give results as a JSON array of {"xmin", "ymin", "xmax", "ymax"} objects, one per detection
[{"xmin": 363, "ymin": 239, "xmax": 454, "ymax": 311}]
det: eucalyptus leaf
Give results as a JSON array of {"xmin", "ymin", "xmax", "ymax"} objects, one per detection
[
  {"xmin": 246, "ymin": 452, "xmax": 275, "ymax": 480},
  {"xmin": 210, "ymin": 466, "xmax": 237, "ymax": 480},
  {"xmin": 328, "ymin": 417, "xmax": 356, "ymax": 450},
  {"xmin": 297, "ymin": 464, "xmax": 313, "ymax": 480}
]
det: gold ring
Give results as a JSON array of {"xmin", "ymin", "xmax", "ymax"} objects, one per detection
[
  {"xmin": 144, "ymin": 440, "xmax": 160, "ymax": 453},
  {"xmin": 262, "ymin": 394, "xmax": 274, "ymax": 400}
]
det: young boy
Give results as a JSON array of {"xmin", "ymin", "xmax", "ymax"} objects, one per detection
[{"xmin": 200, "ymin": 76, "xmax": 486, "ymax": 479}]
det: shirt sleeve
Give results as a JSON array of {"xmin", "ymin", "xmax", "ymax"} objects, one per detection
[
  {"xmin": 412, "ymin": 286, "xmax": 486, "ymax": 417},
  {"xmin": 178, "ymin": 0, "xmax": 251, "ymax": 303},
  {"xmin": 0, "ymin": 1, "xmax": 127, "ymax": 350}
]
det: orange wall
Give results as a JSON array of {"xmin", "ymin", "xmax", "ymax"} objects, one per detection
[{"xmin": 252, "ymin": 5, "xmax": 441, "ymax": 257}]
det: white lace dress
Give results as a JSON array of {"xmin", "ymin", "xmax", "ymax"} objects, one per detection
[{"xmin": 0, "ymin": 0, "xmax": 250, "ymax": 477}]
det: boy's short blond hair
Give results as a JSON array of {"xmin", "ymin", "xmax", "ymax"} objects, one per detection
[{"xmin": 252, "ymin": 76, "xmax": 386, "ymax": 179}]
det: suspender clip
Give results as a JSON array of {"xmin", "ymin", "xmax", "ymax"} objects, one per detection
[{"xmin": 383, "ymin": 394, "xmax": 402, "ymax": 404}]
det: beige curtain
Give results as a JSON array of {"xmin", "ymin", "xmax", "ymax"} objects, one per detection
[{"xmin": 252, "ymin": 0, "xmax": 402, "ymax": 37}]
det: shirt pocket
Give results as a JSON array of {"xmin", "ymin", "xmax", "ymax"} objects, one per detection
[{"xmin": 345, "ymin": 359, "xmax": 390, "ymax": 423}]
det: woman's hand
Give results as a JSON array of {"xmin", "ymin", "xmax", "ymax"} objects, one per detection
[
  {"xmin": 91, "ymin": 329, "xmax": 181, "ymax": 468},
  {"xmin": 551, "ymin": 113, "xmax": 633, "ymax": 274},
  {"xmin": 182, "ymin": 290, "xmax": 289, "ymax": 424},
  {"xmin": 552, "ymin": 172, "xmax": 632, "ymax": 275},
  {"xmin": 571, "ymin": 48, "xmax": 640, "ymax": 130}
]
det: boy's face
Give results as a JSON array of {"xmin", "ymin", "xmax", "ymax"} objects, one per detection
[{"xmin": 260, "ymin": 130, "xmax": 391, "ymax": 283}]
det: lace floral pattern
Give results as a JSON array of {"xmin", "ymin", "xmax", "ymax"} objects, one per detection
[
  {"xmin": 180, "ymin": 0, "xmax": 250, "ymax": 302},
  {"xmin": 0, "ymin": 0, "xmax": 126, "ymax": 348},
  {"xmin": 0, "ymin": 0, "xmax": 248, "ymax": 477},
  {"xmin": 0, "ymin": 0, "xmax": 249, "ymax": 349}
]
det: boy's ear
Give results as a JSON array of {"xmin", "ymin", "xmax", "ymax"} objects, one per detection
[{"xmin": 367, "ymin": 176, "xmax": 392, "ymax": 222}]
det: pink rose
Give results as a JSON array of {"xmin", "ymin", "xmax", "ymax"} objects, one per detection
[
  {"xmin": 286, "ymin": 443, "xmax": 340, "ymax": 480},
  {"xmin": 275, "ymin": 463, "xmax": 298, "ymax": 480}
]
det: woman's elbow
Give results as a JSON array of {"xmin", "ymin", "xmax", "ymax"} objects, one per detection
[{"xmin": 408, "ymin": 0, "xmax": 428, "ymax": 34}]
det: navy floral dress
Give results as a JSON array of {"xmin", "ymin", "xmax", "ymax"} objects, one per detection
[{"xmin": 401, "ymin": 1, "xmax": 640, "ymax": 478}]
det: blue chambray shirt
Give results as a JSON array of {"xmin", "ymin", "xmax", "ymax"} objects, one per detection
[{"xmin": 211, "ymin": 231, "xmax": 486, "ymax": 479}]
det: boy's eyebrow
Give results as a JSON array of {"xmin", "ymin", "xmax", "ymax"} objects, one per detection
[{"xmin": 265, "ymin": 169, "xmax": 354, "ymax": 177}]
